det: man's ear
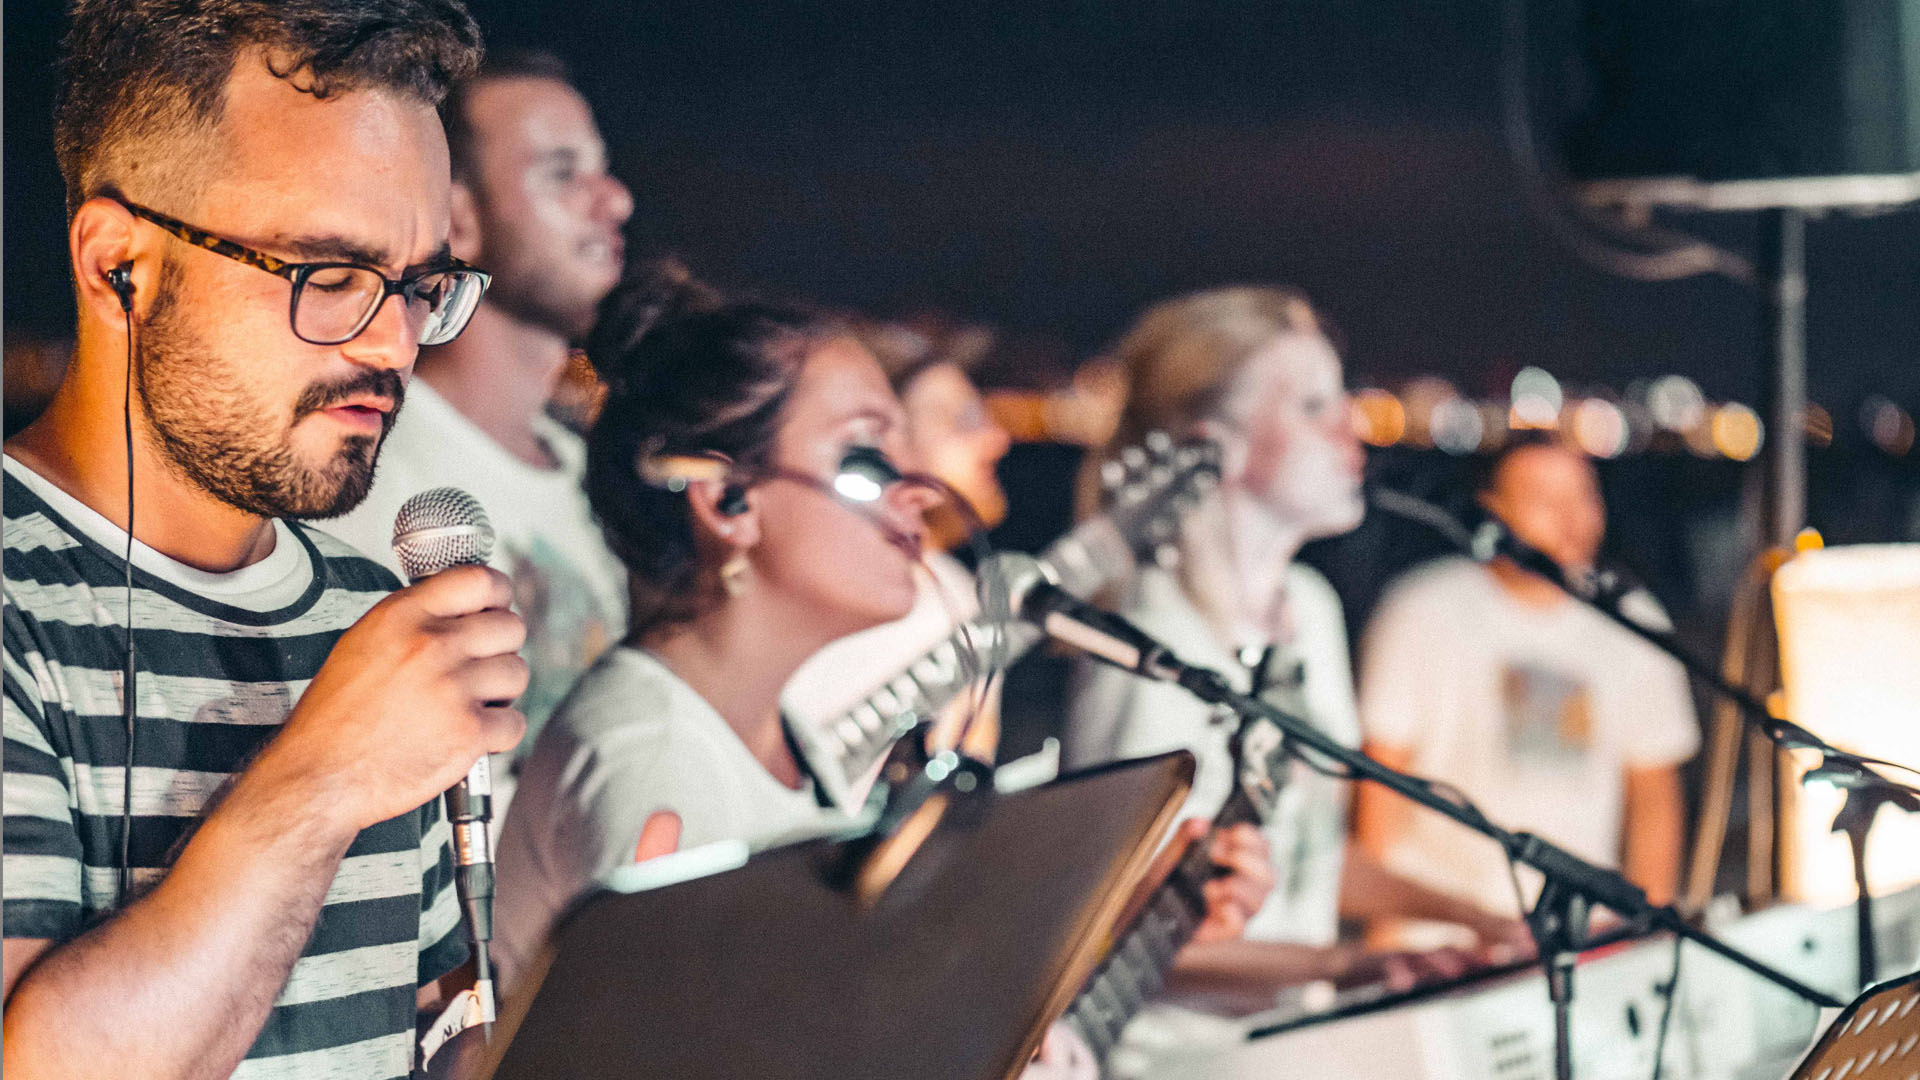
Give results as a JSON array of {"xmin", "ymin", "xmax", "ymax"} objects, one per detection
[
  {"xmin": 70, "ymin": 197, "xmax": 143, "ymax": 327},
  {"xmin": 448, "ymin": 182, "xmax": 483, "ymax": 264}
]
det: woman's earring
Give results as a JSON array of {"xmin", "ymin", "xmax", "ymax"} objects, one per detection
[{"xmin": 720, "ymin": 551, "xmax": 751, "ymax": 597}]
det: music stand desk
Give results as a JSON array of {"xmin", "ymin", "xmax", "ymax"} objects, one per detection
[{"xmin": 483, "ymin": 751, "xmax": 1196, "ymax": 1080}]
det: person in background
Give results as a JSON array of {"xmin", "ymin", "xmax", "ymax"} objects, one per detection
[
  {"xmin": 3, "ymin": 3, "xmax": 527, "ymax": 1076},
  {"xmin": 492, "ymin": 274, "xmax": 1272, "ymax": 1076},
  {"xmin": 1066, "ymin": 285, "xmax": 1529, "ymax": 1077},
  {"xmin": 1352, "ymin": 434, "xmax": 1696, "ymax": 944},
  {"xmin": 782, "ymin": 318, "xmax": 1013, "ymax": 779},
  {"xmin": 321, "ymin": 49, "xmax": 634, "ymax": 816}
]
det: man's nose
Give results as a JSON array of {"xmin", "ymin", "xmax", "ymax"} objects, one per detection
[{"xmin": 338, "ymin": 292, "xmax": 419, "ymax": 372}]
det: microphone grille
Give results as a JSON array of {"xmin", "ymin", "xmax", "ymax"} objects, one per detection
[{"xmin": 391, "ymin": 487, "xmax": 495, "ymax": 582}]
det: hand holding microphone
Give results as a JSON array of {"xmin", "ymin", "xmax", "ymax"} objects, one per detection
[{"xmin": 264, "ymin": 500, "xmax": 527, "ymax": 834}]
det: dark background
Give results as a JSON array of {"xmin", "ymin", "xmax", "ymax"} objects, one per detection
[{"xmin": 7, "ymin": 1, "xmax": 1919, "ymax": 405}]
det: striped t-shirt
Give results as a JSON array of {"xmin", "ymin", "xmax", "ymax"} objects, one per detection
[{"xmin": 2, "ymin": 456, "xmax": 468, "ymax": 1079}]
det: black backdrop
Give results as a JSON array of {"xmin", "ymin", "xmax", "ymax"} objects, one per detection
[{"xmin": 7, "ymin": 0, "xmax": 1920, "ymax": 405}]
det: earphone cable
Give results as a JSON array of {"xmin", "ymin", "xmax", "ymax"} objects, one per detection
[{"xmin": 119, "ymin": 301, "xmax": 138, "ymax": 906}]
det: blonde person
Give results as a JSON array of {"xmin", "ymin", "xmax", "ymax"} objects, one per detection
[{"xmin": 1065, "ymin": 286, "xmax": 1529, "ymax": 1075}]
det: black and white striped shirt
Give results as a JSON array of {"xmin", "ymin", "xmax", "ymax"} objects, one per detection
[{"xmin": 2, "ymin": 456, "xmax": 467, "ymax": 1079}]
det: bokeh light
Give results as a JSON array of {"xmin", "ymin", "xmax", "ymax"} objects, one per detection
[
  {"xmin": 1508, "ymin": 366, "xmax": 1563, "ymax": 430},
  {"xmin": 1711, "ymin": 403, "xmax": 1765, "ymax": 461},
  {"xmin": 1351, "ymin": 388, "xmax": 1407, "ymax": 448},
  {"xmin": 1570, "ymin": 398, "xmax": 1630, "ymax": 459}
]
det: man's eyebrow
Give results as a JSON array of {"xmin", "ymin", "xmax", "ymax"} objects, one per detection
[
  {"xmin": 270, "ymin": 235, "xmax": 455, "ymax": 274},
  {"xmin": 272, "ymin": 233, "xmax": 393, "ymax": 268},
  {"xmin": 409, "ymin": 243, "xmax": 455, "ymax": 274}
]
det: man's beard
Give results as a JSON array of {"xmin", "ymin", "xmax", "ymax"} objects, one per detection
[
  {"xmin": 472, "ymin": 216, "xmax": 604, "ymax": 342},
  {"xmin": 136, "ymin": 266, "xmax": 405, "ymax": 519}
]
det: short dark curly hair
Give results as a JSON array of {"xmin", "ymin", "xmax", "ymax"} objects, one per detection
[{"xmin": 53, "ymin": 0, "xmax": 484, "ymax": 216}]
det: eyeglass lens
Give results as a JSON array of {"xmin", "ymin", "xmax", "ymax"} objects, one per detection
[{"xmin": 292, "ymin": 267, "xmax": 486, "ymax": 347}]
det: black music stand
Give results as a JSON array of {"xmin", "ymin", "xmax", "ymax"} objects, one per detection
[
  {"xmin": 1787, "ymin": 969, "xmax": 1920, "ymax": 1080},
  {"xmin": 478, "ymin": 751, "xmax": 1197, "ymax": 1080}
]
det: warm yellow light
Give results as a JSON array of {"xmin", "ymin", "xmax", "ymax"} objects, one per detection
[
  {"xmin": 1351, "ymin": 389, "xmax": 1406, "ymax": 448},
  {"xmin": 1710, "ymin": 403, "xmax": 1764, "ymax": 461}
]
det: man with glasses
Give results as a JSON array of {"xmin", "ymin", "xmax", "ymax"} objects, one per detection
[
  {"xmin": 324, "ymin": 51, "xmax": 636, "ymax": 816},
  {"xmin": 3, "ymin": 3, "xmax": 529, "ymax": 1077}
]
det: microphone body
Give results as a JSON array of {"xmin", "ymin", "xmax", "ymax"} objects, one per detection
[
  {"xmin": 985, "ymin": 553, "xmax": 1186, "ymax": 682},
  {"xmin": 392, "ymin": 487, "xmax": 500, "ymax": 1016}
]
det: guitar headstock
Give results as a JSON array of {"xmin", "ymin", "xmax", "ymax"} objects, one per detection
[{"xmin": 1096, "ymin": 432, "xmax": 1223, "ymax": 567}]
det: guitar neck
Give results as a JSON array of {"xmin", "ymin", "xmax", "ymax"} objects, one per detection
[
  {"xmin": 822, "ymin": 515, "xmax": 1140, "ymax": 786},
  {"xmin": 1062, "ymin": 792, "xmax": 1262, "ymax": 1064}
]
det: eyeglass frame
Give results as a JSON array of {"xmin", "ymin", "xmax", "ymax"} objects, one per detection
[{"xmin": 109, "ymin": 196, "xmax": 492, "ymax": 346}]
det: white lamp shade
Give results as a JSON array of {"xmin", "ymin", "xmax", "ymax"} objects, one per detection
[{"xmin": 1773, "ymin": 543, "xmax": 1920, "ymax": 904}]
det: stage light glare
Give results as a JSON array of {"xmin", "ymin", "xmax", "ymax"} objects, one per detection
[
  {"xmin": 1351, "ymin": 389, "xmax": 1406, "ymax": 447},
  {"xmin": 1510, "ymin": 366, "xmax": 1562, "ymax": 412},
  {"xmin": 1861, "ymin": 396, "xmax": 1915, "ymax": 456},
  {"xmin": 1430, "ymin": 397, "xmax": 1485, "ymax": 456},
  {"xmin": 1506, "ymin": 367, "xmax": 1562, "ymax": 431},
  {"xmin": 1711, "ymin": 403, "xmax": 1764, "ymax": 461},
  {"xmin": 1647, "ymin": 375, "xmax": 1707, "ymax": 433},
  {"xmin": 1570, "ymin": 398, "xmax": 1630, "ymax": 459}
]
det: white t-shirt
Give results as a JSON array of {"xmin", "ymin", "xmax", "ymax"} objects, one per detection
[
  {"xmin": 321, "ymin": 379, "xmax": 628, "ymax": 813},
  {"xmin": 490, "ymin": 646, "xmax": 843, "ymax": 995},
  {"xmin": 1068, "ymin": 563, "xmax": 1360, "ymax": 947},
  {"xmin": 6, "ymin": 456, "xmax": 315, "ymax": 611},
  {"xmin": 1065, "ymin": 563, "xmax": 1360, "ymax": 1075},
  {"xmin": 1357, "ymin": 557, "xmax": 1699, "ymax": 919}
]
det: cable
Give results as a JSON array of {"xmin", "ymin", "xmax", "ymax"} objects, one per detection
[
  {"xmin": 1650, "ymin": 935, "xmax": 1684, "ymax": 1080},
  {"xmin": 1500, "ymin": 0, "xmax": 1754, "ymax": 285},
  {"xmin": 119, "ymin": 302, "xmax": 138, "ymax": 906}
]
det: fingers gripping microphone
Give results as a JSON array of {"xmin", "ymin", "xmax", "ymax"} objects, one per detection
[{"xmin": 393, "ymin": 487, "xmax": 500, "ymax": 1023}]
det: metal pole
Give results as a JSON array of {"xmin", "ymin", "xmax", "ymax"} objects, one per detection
[{"xmin": 1759, "ymin": 207, "xmax": 1808, "ymax": 546}]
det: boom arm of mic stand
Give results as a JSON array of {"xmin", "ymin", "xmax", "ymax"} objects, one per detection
[
  {"xmin": 1165, "ymin": 661, "xmax": 1847, "ymax": 1009},
  {"xmin": 1502, "ymin": 539, "xmax": 1918, "ymax": 799}
]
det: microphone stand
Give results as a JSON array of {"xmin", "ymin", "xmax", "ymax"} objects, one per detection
[
  {"xmin": 1018, "ymin": 576, "xmax": 1846, "ymax": 1080},
  {"xmin": 1369, "ymin": 489, "xmax": 1920, "ymax": 991},
  {"xmin": 1178, "ymin": 648, "xmax": 1843, "ymax": 1077}
]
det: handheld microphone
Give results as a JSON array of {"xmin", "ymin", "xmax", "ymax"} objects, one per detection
[{"xmin": 392, "ymin": 487, "xmax": 500, "ymax": 1022}]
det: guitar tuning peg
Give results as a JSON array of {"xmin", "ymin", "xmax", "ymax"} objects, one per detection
[
  {"xmin": 1100, "ymin": 459, "xmax": 1128, "ymax": 491},
  {"xmin": 1144, "ymin": 430, "xmax": 1172, "ymax": 457},
  {"xmin": 1120, "ymin": 446, "xmax": 1148, "ymax": 473}
]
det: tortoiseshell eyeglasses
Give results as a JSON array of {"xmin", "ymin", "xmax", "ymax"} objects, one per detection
[{"xmin": 114, "ymin": 197, "xmax": 491, "ymax": 347}]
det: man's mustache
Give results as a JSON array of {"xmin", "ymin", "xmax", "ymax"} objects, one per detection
[{"xmin": 292, "ymin": 369, "xmax": 407, "ymax": 425}]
